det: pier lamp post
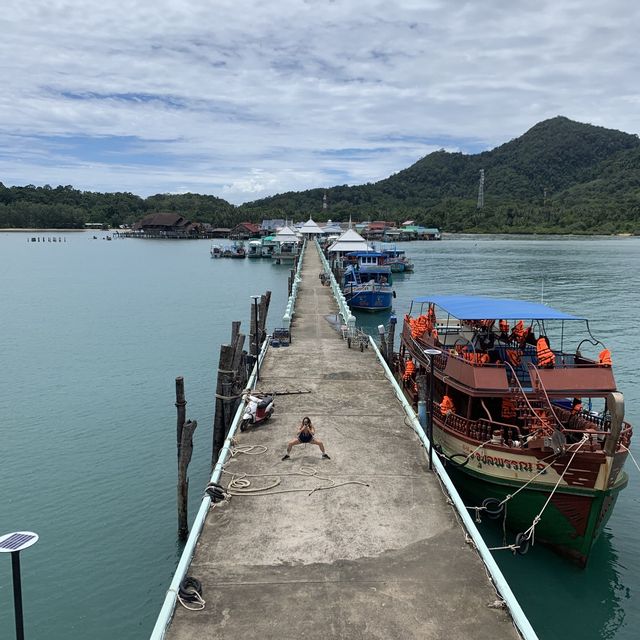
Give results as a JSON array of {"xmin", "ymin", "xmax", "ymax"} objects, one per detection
[
  {"xmin": 251, "ymin": 295, "xmax": 260, "ymax": 383},
  {"xmin": 424, "ymin": 349, "xmax": 442, "ymax": 470},
  {"xmin": 0, "ymin": 531, "xmax": 39, "ymax": 640}
]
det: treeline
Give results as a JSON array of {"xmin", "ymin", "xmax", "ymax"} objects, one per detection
[
  {"xmin": 3, "ymin": 116, "xmax": 640, "ymax": 233},
  {"xmin": 0, "ymin": 184, "xmax": 239, "ymax": 229}
]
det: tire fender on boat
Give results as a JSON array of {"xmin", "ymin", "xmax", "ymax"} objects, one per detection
[
  {"xmin": 515, "ymin": 532, "xmax": 530, "ymax": 555},
  {"xmin": 482, "ymin": 497, "xmax": 504, "ymax": 520}
]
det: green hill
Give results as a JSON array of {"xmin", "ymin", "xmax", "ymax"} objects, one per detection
[
  {"xmin": 239, "ymin": 116, "xmax": 640, "ymax": 233},
  {"xmin": 2, "ymin": 116, "xmax": 640, "ymax": 233}
]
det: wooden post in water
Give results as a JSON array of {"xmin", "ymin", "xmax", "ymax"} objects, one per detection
[
  {"xmin": 177, "ymin": 419, "xmax": 197, "ymax": 539},
  {"xmin": 212, "ymin": 343, "xmax": 235, "ymax": 465},
  {"xmin": 175, "ymin": 377, "xmax": 186, "ymax": 461}
]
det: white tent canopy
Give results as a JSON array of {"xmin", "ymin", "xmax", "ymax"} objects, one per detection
[
  {"xmin": 299, "ymin": 217, "xmax": 323, "ymax": 235},
  {"xmin": 274, "ymin": 225, "xmax": 300, "ymax": 243},
  {"xmin": 327, "ymin": 228, "xmax": 371, "ymax": 253}
]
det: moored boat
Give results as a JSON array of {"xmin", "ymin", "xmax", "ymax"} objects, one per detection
[
  {"xmin": 342, "ymin": 251, "xmax": 394, "ymax": 311},
  {"xmin": 396, "ymin": 295, "xmax": 632, "ymax": 566},
  {"xmin": 381, "ymin": 247, "xmax": 414, "ymax": 272},
  {"xmin": 210, "ymin": 244, "xmax": 223, "ymax": 258},
  {"xmin": 247, "ymin": 239, "xmax": 262, "ymax": 258},
  {"xmin": 222, "ymin": 241, "xmax": 246, "ymax": 258}
]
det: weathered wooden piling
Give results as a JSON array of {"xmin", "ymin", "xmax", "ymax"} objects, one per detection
[{"xmin": 175, "ymin": 377, "xmax": 197, "ymax": 539}]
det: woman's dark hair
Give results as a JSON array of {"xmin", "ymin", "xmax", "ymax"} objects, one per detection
[{"xmin": 302, "ymin": 416, "xmax": 311, "ymax": 425}]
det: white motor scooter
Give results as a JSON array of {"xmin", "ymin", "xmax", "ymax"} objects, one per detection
[{"xmin": 240, "ymin": 392, "xmax": 274, "ymax": 431}]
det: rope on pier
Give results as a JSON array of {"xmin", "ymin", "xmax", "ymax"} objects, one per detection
[{"xmin": 221, "ymin": 445, "xmax": 369, "ymax": 497}]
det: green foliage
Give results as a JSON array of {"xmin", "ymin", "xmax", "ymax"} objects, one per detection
[{"xmin": 2, "ymin": 116, "xmax": 640, "ymax": 233}]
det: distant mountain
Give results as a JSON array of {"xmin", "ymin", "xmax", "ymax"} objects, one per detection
[
  {"xmin": 239, "ymin": 116, "xmax": 640, "ymax": 234},
  {"xmin": 2, "ymin": 117, "xmax": 640, "ymax": 233}
]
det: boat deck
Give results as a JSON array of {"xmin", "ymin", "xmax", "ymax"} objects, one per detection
[{"xmin": 165, "ymin": 247, "xmax": 520, "ymax": 640}]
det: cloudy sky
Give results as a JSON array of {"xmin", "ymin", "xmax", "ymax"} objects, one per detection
[{"xmin": 1, "ymin": 0, "xmax": 638, "ymax": 204}]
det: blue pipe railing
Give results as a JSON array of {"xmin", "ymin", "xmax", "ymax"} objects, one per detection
[
  {"xmin": 150, "ymin": 336, "xmax": 271, "ymax": 639},
  {"xmin": 282, "ymin": 238, "xmax": 306, "ymax": 330},
  {"xmin": 315, "ymin": 239, "xmax": 356, "ymax": 335},
  {"xmin": 368, "ymin": 335, "xmax": 539, "ymax": 640}
]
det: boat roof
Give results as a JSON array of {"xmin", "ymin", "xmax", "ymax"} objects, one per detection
[{"xmin": 411, "ymin": 295, "xmax": 584, "ymax": 320}]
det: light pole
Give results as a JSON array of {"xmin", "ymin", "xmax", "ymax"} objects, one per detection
[
  {"xmin": 0, "ymin": 531, "xmax": 39, "ymax": 640},
  {"xmin": 424, "ymin": 349, "xmax": 442, "ymax": 470},
  {"xmin": 251, "ymin": 295, "xmax": 260, "ymax": 383}
]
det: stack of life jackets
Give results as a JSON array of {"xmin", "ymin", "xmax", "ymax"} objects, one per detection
[
  {"xmin": 511, "ymin": 320, "xmax": 525, "ymax": 343},
  {"xmin": 499, "ymin": 319, "xmax": 510, "ymax": 335},
  {"xmin": 409, "ymin": 315, "xmax": 429, "ymax": 338},
  {"xmin": 463, "ymin": 351, "xmax": 490, "ymax": 366},
  {"xmin": 536, "ymin": 337, "xmax": 555, "ymax": 368},
  {"xmin": 403, "ymin": 359, "xmax": 416, "ymax": 380}
]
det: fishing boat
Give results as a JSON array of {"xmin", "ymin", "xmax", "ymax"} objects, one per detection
[
  {"xmin": 261, "ymin": 235, "xmax": 278, "ymax": 258},
  {"xmin": 397, "ymin": 295, "xmax": 631, "ymax": 566},
  {"xmin": 210, "ymin": 244, "xmax": 223, "ymax": 258},
  {"xmin": 247, "ymin": 240, "xmax": 262, "ymax": 258},
  {"xmin": 381, "ymin": 247, "xmax": 414, "ymax": 272},
  {"xmin": 222, "ymin": 241, "xmax": 246, "ymax": 258},
  {"xmin": 342, "ymin": 251, "xmax": 394, "ymax": 311}
]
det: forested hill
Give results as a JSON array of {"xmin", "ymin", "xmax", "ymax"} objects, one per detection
[
  {"xmin": 240, "ymin": 117, "xmax": 640, "ymax": 233},
  {"xmin": 2, "ymin": 116, "xmax": 640, "ymax": 233}
]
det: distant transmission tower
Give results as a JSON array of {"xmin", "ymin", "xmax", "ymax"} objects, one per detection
[
  {"xmin": 322, "ymin": 192, "xmax": 328, "ymax": 210},
  {"xmin": 477, "ymin": 169, "xmax": 485, "ymax": 209}
]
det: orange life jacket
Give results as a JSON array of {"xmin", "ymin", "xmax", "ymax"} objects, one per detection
[
  {"xmin": 501, "ymin": 397, "xmax": 516, "ymax": 418},
  {"xmin": 477, "ymin": 353, "xmax": 490, "ymax": 366},
  {"xmin": 440, "ymin": 395, "xmax": 455, "ymax": 414},
  {"xmin": 511, "ymin": 320, "xmax": 525, "ymax": 342},
  {"xmin": 506, "ymin": 349, "xmax": 523, "ymax": 366},
  {"xmin": 403, "ymin": 359, "xmax": 415, "ymax": 380},
  {"xmin": 499, "ymin": 319, "xmax": 509, "ymax": 334},
  {"xmin": 598, "ymin": 349, "xmax": 612, "ymax": 366},
  {"xmin": 536, "ymin": 337, "xmax": 555, "ymax": 368}
]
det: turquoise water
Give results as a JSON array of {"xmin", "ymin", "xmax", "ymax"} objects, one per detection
[
  {"xmin": 1, "ymin": 233, "xmax": 638, "ymax": 639},
  {"xmin": 358, "ymin": 236, "xmax": 640, "ymax": 640},
  {"xmin": 0, "ymin": 233, "xmax": 289, "ymax": 639}
]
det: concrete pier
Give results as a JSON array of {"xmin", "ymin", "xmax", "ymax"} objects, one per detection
[{"xmin": 165, "ymin": 245, "xmax": 521, "ymax": 640}]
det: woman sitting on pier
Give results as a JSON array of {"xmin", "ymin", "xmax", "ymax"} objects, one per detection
[{"xmin": 282, "ymin": 417, "xmax": 330, "ymax": 460}]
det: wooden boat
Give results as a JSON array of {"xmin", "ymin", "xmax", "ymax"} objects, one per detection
[{"xmin": 397, "ymin": 295, "xmax": 631, "ymax": 566}]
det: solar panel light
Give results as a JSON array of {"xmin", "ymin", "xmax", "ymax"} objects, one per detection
[{"xmin": 0, "ymin": 531, "xmax": 39, "ymax": 640}]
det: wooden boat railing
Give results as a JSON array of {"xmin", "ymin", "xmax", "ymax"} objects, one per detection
[
  {"xmin": 401, "ymin": 324, "xmax": 617, "ymax": 393},
  {"xmin": 434, "ymin": 405, "xmax": 632, "ymax": 453}
]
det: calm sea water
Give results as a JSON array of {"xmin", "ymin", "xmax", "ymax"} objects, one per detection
[{"xmin": 1, "ymin": 232, "xmax": 638, "ymax": 639}]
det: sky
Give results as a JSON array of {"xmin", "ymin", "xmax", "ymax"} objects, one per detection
[{"xmin": 2, "ymin": 0, "xmax": 639, "ymax": 205}]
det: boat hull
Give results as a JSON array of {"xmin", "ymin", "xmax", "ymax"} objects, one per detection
[
  {"xmin": 433, "ymin": 416, "xmax": 629, "ymax": 566},
  {"xmin": 345, "ymin": 289, "xmax": 393, "ymax": 311}
]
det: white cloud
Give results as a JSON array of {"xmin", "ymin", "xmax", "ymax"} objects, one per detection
[{"xmin": 1, "ymin": 0, "xmax": 639, "ymax": 204}]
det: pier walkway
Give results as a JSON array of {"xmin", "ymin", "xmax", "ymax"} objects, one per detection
[{"xmin": 166, "ymin": 245, "xmax": 520, "ymax": 639}]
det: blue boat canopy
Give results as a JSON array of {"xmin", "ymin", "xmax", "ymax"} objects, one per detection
[
  {"xmin": 411, "ymin": 295, "xmax": 584, "ymax": 321},
  {"xmin": 347, "ymin": 251, "xmax": 386, "ymax": 257}
]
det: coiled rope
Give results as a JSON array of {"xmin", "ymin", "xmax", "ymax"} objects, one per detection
[{"xmin": 214, "ymin": 444, "xmax": 369, "ymax": 498}]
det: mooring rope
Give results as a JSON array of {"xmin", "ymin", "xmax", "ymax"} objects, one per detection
[
  {"xmin": 620, "ymin": 444, "xmax": 640, "ymax": 472},
  {"xmin": 517, "ymin": 435, "xmax": 589, "ymax": 547}
]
